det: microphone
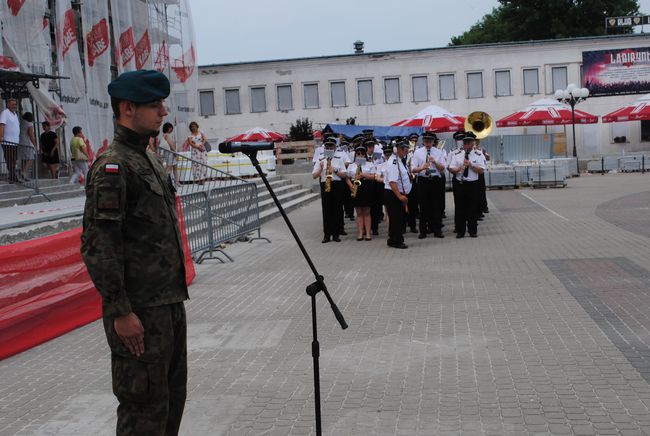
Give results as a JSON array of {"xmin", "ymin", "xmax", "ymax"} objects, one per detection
[{"xmin": 218, "ymin": 141, "xmax": 275, "ymax": 154}]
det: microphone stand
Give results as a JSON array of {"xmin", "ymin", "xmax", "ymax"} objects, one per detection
[{"xmin": 241, "ymin": 148, "xmax": 348, "ymax": 436}]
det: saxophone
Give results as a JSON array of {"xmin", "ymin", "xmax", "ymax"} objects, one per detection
[
  {"xmin": 350, "ymin": 164, "xmax": 362, "ymax": 198},
  {"xmin": 324, "ymin": 158, "xmax": 333, "ymax": 192}
]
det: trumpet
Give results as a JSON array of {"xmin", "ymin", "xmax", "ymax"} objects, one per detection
[{"xmin": 324, "ymin": 158, "xmax": 333, "ymax": 192}]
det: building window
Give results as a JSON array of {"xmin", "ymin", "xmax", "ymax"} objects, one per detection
[
  {"xmin": 552, "ymin": 66, "xmax": 568, "ymax": 92},
  {"xmin": 641, "ymin": 121, "xmax": 650, "ymax": 142},
  {"xmin": 523, "ymin": 68, "xmax": 539, "ymax": 94},
  {"xmin": 304, "ymin": 83, "xmax": 319, "ymax": 108},
  {"xmin": 384, "ymin": 78, "xmax": 400, "ymax": 103},
  {"xmin": 357, "ymin": 79, "xmax": 373, "ymax": 105},
  {"xmin": 611, "ymin": 123, "xmax": 628, "ymax": 143},
  {"xmin": 277, "ymin": 84, "xmax": 293, "ymax": 111},
  {"xmin": 467, "ymin": 72, "xmax": 483, "ymax": 98},
  {"xmin": 495, "ymin": 70, "xmax": 511, "ymax": 97},
  {"xmin": 250, "ymin": 86, "xmax": 266, "ymax": 113},
  {"xmin": 412, "ymin": 75, "xmax": 428, "ymax": 102},
  {"xmin": 224, "ymin": 88, "xmax": 240, "ymax": 115},
  {"xmin": 330, "ymin": 81, "xmax": 346, "ymax": 107},
  {"xmin": 199, "ymin": 90, "xmax": 215, "ymax": 116},
  {"xmin": 439, "ymin": 74, "xmax": 455, "ymax": 100}
]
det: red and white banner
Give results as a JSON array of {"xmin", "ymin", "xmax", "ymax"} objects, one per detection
[
  {"xmin": 0, "ymin": 199, "xmax": 196, "ymax": 360},
  {"xmin": 81, "ymin": 1, "xmax": 113, "ymax": 154},
  {"xmin": 110, "ymin": 0, "xmax": 135, "ymax": 72},
  {"xmin": 56, "ymin": 1, "xmax": 88, "ymax": 161}
]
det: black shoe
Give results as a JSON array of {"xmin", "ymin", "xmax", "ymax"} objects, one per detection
[
  {"xmin": 394, "ymin": 243, "xmax": 408, "ymax": 249},
  {"xmin": 418, "ymin": 233, "xmax": 427, "ymax": 239},
  {"xmin": 442, "ymin": 213, "xmax": 447, "ymax": 218},
  {"xmin": 410, "ymin": 227, "xmax": 418, "ymax": 234},
  {"xmin": 477, "ymin": 217, "xmax": 484, "ymax": 221},
  {"xmin": 322, "ymin": 237, "xmax": 330, "ymax": 243},
  {"xmin": 332, "ymin": 236, "xmax": 341, "ymax": 242},
  {"xmin": 470, "ymin": 233, "xmax": 477, "ymax": 238},
  {"xmin": 483, "ymin": 209, "xmax": 489, "ymax": 214},
  {"xmin": 372, "ymin": 229, "xmax": 379, "ymax": 236},
  {"xmin": 340, "ymin": 230, "xmax": 348, "ymax": 236},
  {"xmin": 434, "ymin": 233, "xmax": 444, "ymax": 238},
  {"xmin": 456, "ymin": 233, "xmax": 465, "ymax": 239},
  {"xmin": 440, "ymin": 223, "xmax": 445, "ymax": 228},
  {"xmin": 453, "ymin": 228, "xmax": 457, "ymax": 233}
]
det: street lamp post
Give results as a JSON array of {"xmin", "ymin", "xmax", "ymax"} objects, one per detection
[{"xmin": 555, "ymin": 84, "xmax": 590, "ymax": 176}]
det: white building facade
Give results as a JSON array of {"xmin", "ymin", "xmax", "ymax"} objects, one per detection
[{"xmin": 197, "ymin": 34, "xmax": 650, "ymax": 158}]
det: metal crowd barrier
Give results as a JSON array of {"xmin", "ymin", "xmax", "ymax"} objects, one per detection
[
  {"xmin": 587, "ymin": 153, "xmax": 650, "ymax": 174},
  {"xmin": 484, "ymin": 159, "xmax": 570, "ymax": 189},
  {"xmin": 157, "ymin": 148, "xmax": 270, "ymax": 263},
  {"xmin": 0, "ymin": 141, "xmax": 49, "ymax": 203}
]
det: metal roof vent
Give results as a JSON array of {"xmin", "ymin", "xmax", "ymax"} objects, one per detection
[{"xmin": 353, "ymin": 40, "xmax": 364, "ymax": 54}]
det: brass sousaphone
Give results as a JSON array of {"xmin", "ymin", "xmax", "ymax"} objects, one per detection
[{"xmin": 464, "ymin": 111, "xmax": 493, "ymax": 140}]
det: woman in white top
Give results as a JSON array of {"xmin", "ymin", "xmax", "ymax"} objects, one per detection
[
  {"xmin": 183, "ymin": 121, "xmax": 207, "ymax": 184},
  {"xmin": 345, "ymin": 145, "xmax": 376, "ymax": 241},
  {"xmin": 160, "ymin": 122, "xmax": 179, "ymax": 184},
  {"xmin": 18, "ymin": 112, "xmax": 36, "ymax": 181}
]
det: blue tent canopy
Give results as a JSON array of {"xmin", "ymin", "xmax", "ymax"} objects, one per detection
[{"xmin": 324, "ymin": 124, "xmax": 424, "ymax": 140}]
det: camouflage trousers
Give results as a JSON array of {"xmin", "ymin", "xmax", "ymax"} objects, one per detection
[{"xmin": 103, "ymin": 303, "xmax": 187, "ymax": 436}]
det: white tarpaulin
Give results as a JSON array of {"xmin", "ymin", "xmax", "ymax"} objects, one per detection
[{"xmin": 81, "ymin": 0, "xmax": 113, "ymax": 153}]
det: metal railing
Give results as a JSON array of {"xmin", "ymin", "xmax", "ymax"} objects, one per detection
[
  {"xmin": 0, "ymin": 141, "xmax": 50, "ymax": 203},
  {"xmin": 157, "ymin": 148, "xmax": 270, "ymax": 263}
]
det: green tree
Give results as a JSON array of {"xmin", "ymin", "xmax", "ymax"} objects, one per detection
[
  {"xmin": 450, "ymin": 0, "xmax": 640, "ymax": 46},
  {"xmin": 289, "ymin": 117, "xmax": 313, "ymax": 141}
]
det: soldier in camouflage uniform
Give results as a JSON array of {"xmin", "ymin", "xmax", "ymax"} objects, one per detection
[{"xmin": 81, "ymin": 70, "xmax": 189, "ymax": 436}]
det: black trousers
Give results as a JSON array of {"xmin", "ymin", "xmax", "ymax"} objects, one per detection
[
  {"xmin": 454, "ymin": 180, "xmax": 480, "ymax": 236},
  {"xmin": 104, "ymin": 303, "xmax": 187, "ymax": 436},
  {"xmin": 441, "ymin": 173, "xmax": 447, "ymax": 215},
  {"xmin": 478, "ymin": 173, "xmax": 488, "ymax": 212},
  {"xmin": 405, "ymin": 178, "xmax": 418, "ymax": 230},
  {"xmin": 384, "ymin": 189, "xmax": 405, "ymax": 245},
  {"xmin": 320, "ymin": 180, "xmax": 344, "ymax": 238},
  {"xmin": 417, "ymin": 177, "xmax": 443, "ymax": 234},
  {"xmin": 370, "ymin": 181, "xmax": 384, "ymax": 232},
  {"xmin": 343, "ymin": 183, "xmax": 354, "ymax": 218}
]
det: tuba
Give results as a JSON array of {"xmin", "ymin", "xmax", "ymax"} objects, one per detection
[
  {"xmin": 464, "ymin": 111, "xmax": 493, "ymax": 139},
  {"xmin": 324, "ymin": 158, "xmax": 333, "ymax": 192}
]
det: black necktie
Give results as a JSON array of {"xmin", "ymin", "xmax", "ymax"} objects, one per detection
[{"xmin": 463, "ymin": 150, "xmax": 470, "ymax": 178}]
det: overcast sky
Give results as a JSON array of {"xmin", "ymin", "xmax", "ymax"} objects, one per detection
[{"xmin": 191, "ymin": 0, "xmax": 650, "ymax": 66}]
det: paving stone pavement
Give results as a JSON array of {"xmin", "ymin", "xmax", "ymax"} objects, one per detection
[{"xmin": 3, "ymin": 173, "xmax": 650, "ymax": 435}]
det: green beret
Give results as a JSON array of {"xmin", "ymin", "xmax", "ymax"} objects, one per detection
[{"xmin": 108, "ymin": 70, "xmax": 170, "ymax": 103}]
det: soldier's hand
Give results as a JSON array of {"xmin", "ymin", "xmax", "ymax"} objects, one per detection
[{"xmin": 114, "ymin": 312, "xmax": 145, "ymax": 357}]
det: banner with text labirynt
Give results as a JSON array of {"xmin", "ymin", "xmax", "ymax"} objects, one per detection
[{"xmin": 583, "ymin": 47, "xmax": 650, "ymax": 97}]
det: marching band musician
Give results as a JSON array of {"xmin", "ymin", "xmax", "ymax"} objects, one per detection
[
  {"xmin": 339, "ymin": 137, "xmax": 355, "ymax": 223},
  {"xmin": 312, "ymin": 137, "xmax": 348, "ymax": 243},
  {"xmin": 383, "ymin": 139, "xmax": 412, "ymax": 249},
  {"xmin": 476, "ymin": 141, "xmax": 490, "ymax": 216},
  {"xmin": 448, "ymin": 132, "xmax": 486, "ymax": 238},
  {"xmin": 312, "ymin": 131, "xmax": 335, "ymax": 164},
  {"xmin": 404, "ymin": 133, "xmax": 420, "ymax": 234},
  {"xmin": 449, "ymin": 130, "xmax": 465, "ymax": 232},
  {"xmin": 437, "ymin": 137, "xmax": 449, "ymax": 219},
  {"xmin": 367, "ymin": 138, "xmax": 385, "ymax": 236},
  {"xmin": 410, "ymin": 131, "xmax": 446, "ymax": 239},
  {"xmin": 345, "ymin": 145, "xmax": 376, "ymax": 241}
]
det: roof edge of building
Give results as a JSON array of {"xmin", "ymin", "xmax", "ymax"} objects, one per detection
[{"xmin": 199, "ymin": 33, "xmax": 650, "ymax": 69}]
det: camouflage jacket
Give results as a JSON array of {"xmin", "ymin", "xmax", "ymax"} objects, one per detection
[{"xmin": 81, "ymin": 125, "xmax": 188, "ymax": 319}]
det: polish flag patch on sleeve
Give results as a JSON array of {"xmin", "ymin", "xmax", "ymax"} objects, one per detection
[{"xmin": 105, "ymin": 163, "xmax": 120, "ymax": 174}]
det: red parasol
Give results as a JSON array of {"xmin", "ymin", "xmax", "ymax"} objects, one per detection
[
  {"xmin": 496, "ymin": 98, "xmax": 598, "ymax": 127},
  {"xmin": 225, "ymin": 127, "xmax": 286, "ymax": 142},
  {"xmin": 602, "ymin": 93, "xmax": 650, "ymax": 122},
  {"xmin": 391, "ymin": 105, "xmax": 465, "ymax": 132}
]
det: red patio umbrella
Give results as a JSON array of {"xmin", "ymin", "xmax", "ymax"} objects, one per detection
[
  {"xmin": 496, "ymin": 99, "xmax": 598, "ymax": 127},
  {"xmin": 392, "ymin": 105, "xmax": 465, "ymax": 132},
  {"xmin": 225, "ymin": 127, "xmax": 286, "ymax": 142},
  {"xmin": 602, "ymin": 93, "xmax": 650, "ymax": 122}
]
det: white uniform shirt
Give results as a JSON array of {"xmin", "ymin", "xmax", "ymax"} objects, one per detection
[
  {"xmin": 0, "ymin": 109, "xmax": 20, "ymax": 143},
  {"xmin": 346, "ymin": 161, "xmax": 376, "ymax": 179},
  {"xmin": 312, "ymin": 155, "xmax": 347, "ymax": 182},
  {"xmin": 384, "ymin": 154, "xmax": 412, "ymax": 194},
  {"xmin": 410, "ymin": 146, "xmax": 446, "ymax": 178},
  {"xmin": 448, "ymin": 148, "xmax": 486, "ymax": 182},
  {"xmin": 312, "ymin": 145, "xmax": 324, "ymax": 163}
]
